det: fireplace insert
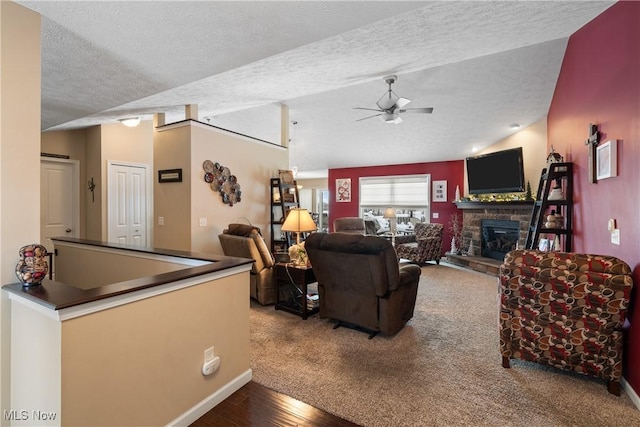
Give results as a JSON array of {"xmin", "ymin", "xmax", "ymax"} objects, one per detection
[{"xmin": 481, "ymin": 219, "xmax": 519, "ymax": 261}]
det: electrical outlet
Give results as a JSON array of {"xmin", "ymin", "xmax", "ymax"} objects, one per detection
[
  {"xmin": 204, "ymin": 346, "xmax": 214, "ymax": 362},
  {"xmin": 158, "ymin": 216, "xmax": 164, "ymax": 226}
]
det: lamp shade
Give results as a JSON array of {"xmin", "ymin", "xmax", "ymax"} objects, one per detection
[
  {"xmin": 383, "ymin": 207, "xmax": 396, "ymax": 219},
  {"xmin": 282, "ymin": 208, "xmax": 317, "ymax": 244}
]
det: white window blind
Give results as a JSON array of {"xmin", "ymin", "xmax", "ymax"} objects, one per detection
[{"xmin": 360, "ymin": 175, "xmax": 430, "ymax": 207}]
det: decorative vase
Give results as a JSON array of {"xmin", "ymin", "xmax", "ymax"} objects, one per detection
[{"xmin": 15, "ymin": 244, "xmax": 48, "ymax": 287}]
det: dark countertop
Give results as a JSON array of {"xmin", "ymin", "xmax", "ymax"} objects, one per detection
[{"xmin": 3, "ymin": 237, "xmax": 253, "ymax": 311}]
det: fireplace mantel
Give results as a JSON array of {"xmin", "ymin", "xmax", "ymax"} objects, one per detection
[{"xmin": 454, "ymin": 200, "xmax": 534, "ymax": 210}]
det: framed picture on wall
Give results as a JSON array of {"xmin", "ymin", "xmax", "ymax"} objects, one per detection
[
  {"xmin": 336, "ymin": 178, "xmax": 351, "ymax": 202},
  {"xmin": 432, "ymin": 180, "xmax": 447, "ymax": 202},
  {"xmin": 596, "ymin": 139, "xmax": 617, "ymax": 180}
]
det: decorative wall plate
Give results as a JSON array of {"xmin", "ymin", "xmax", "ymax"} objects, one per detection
[
  {"xmin": 202, "ymin": 160, "xmax": 242, "ymax": 206},
  {"xmin": 202, "ymin": 160, "xmax": 214, "ymax": 173}
]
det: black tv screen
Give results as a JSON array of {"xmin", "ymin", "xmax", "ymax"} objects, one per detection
[{"xmin": 466, "ymin": 147, "xmax": 525, "ymax": 194}]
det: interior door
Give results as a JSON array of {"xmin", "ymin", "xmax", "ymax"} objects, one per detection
[
  {"xmin": 108, "ymin": 162, "xmax": 148, "ymax": 246},
  {"xmin": 40, "ymin": 159, "xmax": 79, "ymax": 254}
]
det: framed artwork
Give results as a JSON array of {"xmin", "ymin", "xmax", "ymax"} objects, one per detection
[
  {"xmin": 158, "ymin": 168, "xmax": 182, "ymax": 183},
  {"xmin": 336, "ymin": 178, "xmax": 351, "ymax": 202},
  {"xmin": 596, "ymin": 139, "xmax": 617, "ymax": 180},
  {"xmin": 432, "ymin": 180, "xmax": 447, "ymax": 202}
]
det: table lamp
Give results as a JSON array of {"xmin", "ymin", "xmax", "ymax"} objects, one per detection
[
  {"xmin": 383, "ymin": 207, "xmax": 397, "ymax": 234},
  {"xmin": 282, "ymin": 208, "xmax": 317, "ymax": 245}
]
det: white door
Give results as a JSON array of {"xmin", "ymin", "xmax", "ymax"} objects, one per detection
[
  {"xmin": 40, "ymin": 159, "xmax": 79, "ymax": 253},
  {"xmin": 108, "ymin": 162, "xmax": 149, "ymax": 246}
]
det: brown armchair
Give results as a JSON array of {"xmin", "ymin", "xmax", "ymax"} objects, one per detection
[
  {"xmin": 305, "ymin": 232, "xmax": 422, "ymax": 338},
  {"xmin": 218, "ymin": 223, "xmax": 276, "ymax": 305},
  {"xmin": 395, "ymin": 222, "xmax": 444, "ymax": 264},
  {"xmin": 333, "ymin": 217, "xmax": 366, "ymax": 234},
  {"xmin": 499, "ymin": 249, "xmax": 634, "ymax": 395}
]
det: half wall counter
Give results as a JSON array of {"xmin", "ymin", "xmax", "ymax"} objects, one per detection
[{"xmin": 3, "ymin": 237, "xmax": 254, "ymax": 427}]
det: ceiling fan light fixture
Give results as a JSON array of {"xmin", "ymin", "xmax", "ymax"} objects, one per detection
[
  {"xmin": 382, "ymin": 112, "xmax": 400, "ymax": 123},
  {"xmin": 118, "ymin": 117, "xmax": 141, "ymax": 127}
]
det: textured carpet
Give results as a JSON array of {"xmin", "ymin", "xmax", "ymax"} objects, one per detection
[{"xmin": 249, "ymin": 263, "xmax": 639, "ymax": 427}]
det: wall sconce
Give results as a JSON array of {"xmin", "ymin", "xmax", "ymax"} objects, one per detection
[{"xmin": 118, "ymin": 117, "xmax": 141, "ymax": 127}]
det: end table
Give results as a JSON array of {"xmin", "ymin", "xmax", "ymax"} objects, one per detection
[{"xmin": 274, "ymin": 263, "xmax": 318, "ymax": 319}]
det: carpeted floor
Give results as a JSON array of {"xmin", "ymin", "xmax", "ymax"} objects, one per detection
[{"xmin": 249, "ymin": 262, "xmax": 640, "ymax": 427}]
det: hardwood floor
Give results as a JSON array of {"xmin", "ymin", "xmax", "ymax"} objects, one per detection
[{"xmin": 191, "ymin": 381, "xmax": 361, "ymax": 427}]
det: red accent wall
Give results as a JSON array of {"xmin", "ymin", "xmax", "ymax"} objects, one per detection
[
  {"xmin": 547, "ymin": 1, "xmax": 640, "ymax": 393},
  {"xmin": 328, "ymin": 160, "xmax": 465, "ymax": 255}
]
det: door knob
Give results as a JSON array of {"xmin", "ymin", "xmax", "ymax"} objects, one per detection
[{"xmin": 65, "ymin": 228, "xmax": 72, "ymax": 233}]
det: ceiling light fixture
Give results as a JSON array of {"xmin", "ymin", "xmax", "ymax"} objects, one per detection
[
  {"xmin": 118, "ymin": 117, "xmax": 141, "ymax": 127},
  {"xmin": 382, "ymin": 112, "xmax": 401, "ymax": 124}
]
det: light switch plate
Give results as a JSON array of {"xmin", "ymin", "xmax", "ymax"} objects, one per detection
[
  {"xmin": 199, "ymin": 218, "xmax": 207, "ymax": 227},
  {"xmin": 611, "ymin": 229, "xmax": 620, "ymax": 245}
]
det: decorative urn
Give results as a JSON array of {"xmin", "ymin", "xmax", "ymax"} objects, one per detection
[{"xmin": 15, "ymin": 244, "xmax": 48, "ymax": 286}]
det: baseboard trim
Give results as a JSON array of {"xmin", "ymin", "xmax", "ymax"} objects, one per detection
[
  {"xmin": 622, "ymin": 376, "xmax": 640, "ymax": 410},
  {"xmin": 166, "ymin": 369, "xmax": 253, "ymax": 426}
]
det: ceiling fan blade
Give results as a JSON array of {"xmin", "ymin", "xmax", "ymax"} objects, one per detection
[
  {"xmin": 353, "ymin": 107, "xmax": 383, "ymax": 112},
  {"xmin": 395, "ymin": 97, "xmax": 411, "ymax": 109},
  {"xmin": 391, "ymin": 115, "xmax": 403, "ymax": 124},
  {"xmin": 356, "ymin": 113, "xmax": 382, "ymax": 122},
  {"xmin": 398, "ymin": 107, "xmax": 434, "ymax": 114}
]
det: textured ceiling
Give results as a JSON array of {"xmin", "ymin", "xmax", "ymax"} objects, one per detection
[{"xmin": 18, "ymin": 1, "xmax": 614, "ymax": 178}]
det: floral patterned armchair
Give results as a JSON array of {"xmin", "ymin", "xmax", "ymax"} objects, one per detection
[
  {"xmin": 499, "ymin": 249, "xmax": 634, "ymax": 395},
  {"xmin": 395, "ymin": 222, "xmax": 444, "ymax": 264}
]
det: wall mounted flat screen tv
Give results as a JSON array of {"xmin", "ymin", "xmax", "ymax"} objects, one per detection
[{"xmin": 466, "ymin": 147, "xmax": 525, "ymax": 194}]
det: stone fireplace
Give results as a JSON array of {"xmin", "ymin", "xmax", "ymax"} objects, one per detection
[{"xmin": 455, "ymin": 201, "xmax": 533, "ymax": 261}]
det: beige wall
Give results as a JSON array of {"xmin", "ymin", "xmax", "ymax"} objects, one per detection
[
  {"xmin": 99, "ymin": 121, "xmax": 154, "ymax": 240},
  {"xmin": 190, "ymin": 124, "xmax": 288, "ymax": 254},
  {"xmin": 469, "ymin": 117, "xmax": 548, "ymax": 195},
  {"xmin": 153, "ymin": 124, "xmax": 192, "ymax": 251},
  {"xmin": 11, "ymin": 302, "xmax": 61, "ymax": 427},
  {"xmin": 54, "ymin": 243, "xmax": 190, "ymax": 289},
  {"xmin": 84, "ymin": 126, "xmax": 102, "ymax": 240},
  {"xmin": 8, "ymin": 268, "xmax": 250, "ymax": 426},
  {"xmin": 60, "ymin": 271, "xmax": 250, "ymax": 426},
  {"xmin": 41, "ymin": 121, "xmax": 155, "ymax": 242},
  {"xmin": 0, "ymin": 2, "xmax": 41, "ymax": 419},
  {"xmin": 153, "ymin": 121, "xmax": 288, "ymax": 254},
  {"xmin": 42, "ymin": 130, "xmax": 88, "ymax": 238}
]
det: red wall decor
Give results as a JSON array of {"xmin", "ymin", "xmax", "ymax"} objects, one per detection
[
  {"xmin": 328, "ymin": 160, "xmax": 465, "ymax": 255},
  {"xmin": 547, "ymin": 1, "xmax": 640, "ymax": 395}
]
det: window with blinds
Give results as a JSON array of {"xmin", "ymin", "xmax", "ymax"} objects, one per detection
[{"xmin": 359, "ymin": 175, "xmax": 431, "ymax": 231}]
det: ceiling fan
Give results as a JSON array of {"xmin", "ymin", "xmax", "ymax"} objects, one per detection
[{"xmin": 354, "ymin": 75, "xmax": 433, "ymax": 124}]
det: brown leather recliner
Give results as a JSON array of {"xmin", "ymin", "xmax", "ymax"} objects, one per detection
[
  {"xmin": 218, "ymin": 223, "xmax": 276, "ymax": 305},
  {"xmin": 305, "ymin": 232, "xmax": 421, "ymax": 338},
  {"xmin": 333, "ymin": 217, "xmax": 366, "ymax": 234}
]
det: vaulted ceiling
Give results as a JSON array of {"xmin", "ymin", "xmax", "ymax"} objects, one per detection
[{"xmin": 17, "ymin": 1, "xmax": 614, "ymax": 177}]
